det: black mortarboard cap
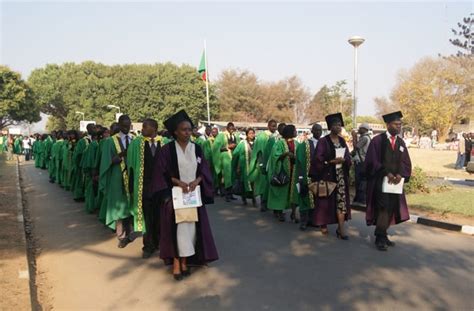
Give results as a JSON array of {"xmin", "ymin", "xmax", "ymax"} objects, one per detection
[
  {"xmin": 382, "ymin": 111, "xmax": 403, "ymax": 123},
  {"xmin": 163, "ymin": 110, "xmax": 194, "ymax": 134},
  {"xmin": 325, "ymin": 113, "xmax": 344, "ymax": 128}
]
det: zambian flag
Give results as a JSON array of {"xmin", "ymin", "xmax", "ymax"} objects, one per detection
[{"xmin": 198, "ymin": 51, "xmax": 207, "ymax": 81}]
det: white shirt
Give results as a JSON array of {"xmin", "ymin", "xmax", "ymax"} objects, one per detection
[
  {"xmin": 23, "ymin": 138, "xmax": 32, "ymax": 149},
  {"xmin": 386, "ymin": 131, "xmax": 398, "ymax": 141},
  {"xmin": 118, "ymin": 132, "xmax": 133, "ymax": 148}
]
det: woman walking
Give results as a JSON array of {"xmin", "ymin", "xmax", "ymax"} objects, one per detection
[
  {"xmin": 310, "ymin": 113, "xmax": 351, "ymax": 238},
  {"xmin": 152, "ymin": 110, "xmax": 218, "ymax": 281}
]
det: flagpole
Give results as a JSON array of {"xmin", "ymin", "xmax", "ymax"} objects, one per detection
[{"xmin": 204, "ymin": 40, "xmax": 211, "ymax": 125}]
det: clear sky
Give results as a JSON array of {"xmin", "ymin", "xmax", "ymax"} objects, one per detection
[{"xmin": 1, "ymin": 1, "xmax": 471, "ymax": 119}]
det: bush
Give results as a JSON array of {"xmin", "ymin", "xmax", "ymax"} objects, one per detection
[{"xmin": 404, "ymin": 166, "xmax": 429, "ymax": 194}]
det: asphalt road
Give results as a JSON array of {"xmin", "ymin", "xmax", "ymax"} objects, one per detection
[{"xmin": 20, "ymin": 160, "xmax": 474, "ymax": 311}]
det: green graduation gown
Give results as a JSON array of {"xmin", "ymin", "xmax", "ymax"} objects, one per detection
[
  {"xmin": 212, "ymin": 131, "xmax": 240, "ymax": 189},
  {"xmin": 126, "ymin": 135, "xmax": 162, "ymax": 233},
  {"xmin": 96, "ymin": 138, "xmax": 108, "ymax": 223},
  {"xmin": 61, "ymin": 141, "xmax": 74, "ymax": 191},
  {"xmin": 13, "ymin": 138, "xmax": 22, "ymax": 155},
  {"xmin": 82, "ymin": 139, "xmax": 98, "ymax": 213},
  {"xmin": 250, "ymin": 130, "xmax": 274, "ymax": 197},
  {"xmin": 71, "ymin": 137, "xmax": 89, "ymax": 200},
  {"xmin": 232, "ymin": 139, "xmax": 256, "ymax": 198},
  {"xmin": 99, "ymin": 134, "xmax": 132, "ymax": 230},
  {"xmin": 295, "ymin": 140, "xmax": 315, "ymax": 212},
  {"xmin": 0, "ymin": 136, "xmax": 5, "ymax": 154},
  {"xmin": 267, "ymin": 139, "xmax": 298, "ymax": 211},
  {"xmin": 44, "ymin": 136, "xmax": 54, "ymax": 170},
  {"xmin": 52, "ymin": 139, "xmax": 64, "ymax": 185}
]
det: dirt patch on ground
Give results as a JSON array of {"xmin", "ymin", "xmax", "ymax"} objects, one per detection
[{"xmin": 0, "ymin": 156, "xmax": 31, "ymax": 311}]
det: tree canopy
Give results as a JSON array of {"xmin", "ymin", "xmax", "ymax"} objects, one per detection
[
  {"xmin": 28, "ymin": 62, "xmax": 217, "ymax": 130},
  {"xmin": 0, "ymin": 66, "xmax": 41, "ymax": 129}
]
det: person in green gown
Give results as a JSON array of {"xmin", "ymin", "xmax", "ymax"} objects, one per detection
[
  {"xmin": 232, "ymin": 128, "xmax": 257, "ymax": 206},
  {"xmin": 52, "ymin": 132, "xmax": 65, "ymax": 185},
  {"xmin": 295, "ymin": 124, "xmax": 323, "ymax": 230},
  {"xmin": 204, "ymin": 127, "xmax": 219, "ymax": 193},
  {"xmin": 44, "ymin": 132, "xmax": 55, "ymax": 171},
  {"xmin": 97, "ymin": 123, "xmax": 118, "ymax": 224},
  {"xmin": 212, "ymin": 122, "xmax": 240, "ymax": 202},
  {"xmin": 267, "ymin": 124, "xmax": 299, "ymax": 222},
  {"xmin": 13, "ymin": 135, "xmax": 23, "ymax": 155},
  {"xmin": 38, "ymin": 134, "xmax": 48, "ymax": 169},
  {"xmin": 81, "ymin": 126, "xmax": 99, "ymax": 213},
  {"xmin": 32, "ymin": 134, "xmax": 43, "ymax": 168},
  {"xmin": 99, "ymin": 115, "xmax": 135, "ymax": 248},
  {"xmin": 127, "ymin": 119, "xmax": 162, "ymax": 258},
  {"xmin": 72, "ymin": 124, "xmax": 96, "ymax": 202},
  {"xmin": 61, "ymin": 130, "xmax": 78, "ymax": 191},
  {"xmin": 250, "ymin": 120, "xmax": 278, "ymax": 211},
  {"xmin": 0, "ymin": 134, "xmax": 5, "ymax": 154},
  {"xmin": 47, "ymin": 132, "xmax": 57, "ymax": 183}
]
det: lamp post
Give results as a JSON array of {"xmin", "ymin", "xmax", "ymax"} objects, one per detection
[
  {"xmin": 348, "ymin": 36, "xmax": 365, "ymax": 129},
  {"xmin": 75, "ymin": 111, "xmax": 85, "ymax": 121},
  {"xmin": 107, "ymin": 105, "xmax": 122, "ymax": 122},
  {"xmin": 107, "ymin": 104, "xmax": 121, "ymax": 114}
]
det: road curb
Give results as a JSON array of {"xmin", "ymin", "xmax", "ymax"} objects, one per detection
[
  {"xmin": 431, "ymin": 176, "xmax": 474, "ymax": 183},
  {"xmin": 14, "ymin": 156, "xmax": 33, "ymax": 310},
  {"xmin": 351, "ymin": 204, "xmax": 474, "ymax": 236}
]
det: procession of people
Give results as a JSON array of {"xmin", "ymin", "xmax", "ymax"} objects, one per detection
[{"xmin": 16, "ymin": 109, "xmax": 412, "ymax": 280}]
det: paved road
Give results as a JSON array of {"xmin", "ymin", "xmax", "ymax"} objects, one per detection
[{"xmin": 21, "ymin": 161, "xmax": 474, "ymax": 311}]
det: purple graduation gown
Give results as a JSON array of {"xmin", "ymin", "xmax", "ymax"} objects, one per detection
[
  {"xmin": 151, "ymin": 141, "xmax": 218, "ymax": 265},
  {"xmin": 364, "ymin": 133, "xmax": 412, "ymax": 226},
  {"xmin": 309, "ymin": 135, "xmax": 352, "ymax": 225}
]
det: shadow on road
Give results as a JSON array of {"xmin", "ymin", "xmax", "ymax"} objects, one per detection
[{"xmin": 20, "ymin": 160, "xmax": 474, "ymax": 310}]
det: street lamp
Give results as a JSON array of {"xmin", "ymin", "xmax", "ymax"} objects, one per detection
[
  {"xmin": 348, "ymin": 36, "xmax": 365, "ymax": 129},
  {"xmin": 107, "ymin": 105, "xmax": 121, "ymax": 114},
  {"xmin": 75, "ymin": 111, "xmax": 85, "ymax": 121}
]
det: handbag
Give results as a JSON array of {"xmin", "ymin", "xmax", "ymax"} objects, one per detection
[
  {"xmin": 270, "ymin": 157, "xmax": 290, "ymax": 187},
  {"xmin": 309, "ymin": 180, "xmax": 337, "ymax": 197}
]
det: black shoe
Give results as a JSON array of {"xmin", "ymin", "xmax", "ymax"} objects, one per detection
[
  {"xmin": 225, "ymin": 196, "xmax": 231, "ymax": 203},
  {"xmin": 299, "ymin": 223, "xmax": 307, "ymax": 231},
  {"xmin": 242, "ymin": 198, "xmax": 247, "ymax": 205},
  {"xmin": 142, "ymin": 249, "xmax": 154, "ymax": 259},
  {"xmin": 290, "ymin": 212, "xmax": 299, "ymax": 224},
  {"xmin": 118, "ymin": 238, "xmax": 130, "ymax": 249},
  {"xmin": 336, "ymin": 229, "xmax": 349, "ymax": 240},
  {"xmin": 278, "ymin": 213, "xmax": 285, "ymax": 222},
  {"xmin": 375, "ymin": 237, "xmax": 388, "ymax": 251},
  {"xmin": 385, "ymin": 237, "xmax": 396, "ymax": 247},
  {"xmin": 173, "ymin": 273, "xmax": 183, "ymax": 281},
  {"xmin": 181, "ymin": 269, "xmax": 191, "ymax": 277}
]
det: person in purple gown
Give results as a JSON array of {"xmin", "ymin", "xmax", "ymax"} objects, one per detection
[
  {"xmin": 310, "ymin": 113, "xmax": 352, "ymax": 239},
  {"xmin": 364, "ymin": 111, "xmax": 412, "ymax": 251},
  {"xmin": 152, "ymin": 110, "xmax": 218, "ymax": 281}
]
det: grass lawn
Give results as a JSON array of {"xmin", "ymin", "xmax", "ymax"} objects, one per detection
[
  {"xmin": 407, "ymin": 187, "xmax": 474, "ymax": 217},
  {"xmin": 408, "ymin": 148, "xmax": 472, "ymax": 179}
]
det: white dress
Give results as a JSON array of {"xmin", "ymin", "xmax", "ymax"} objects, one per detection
[{"xmin": 175, "ymin": 142, "xmax": 197, "ymax": 257}]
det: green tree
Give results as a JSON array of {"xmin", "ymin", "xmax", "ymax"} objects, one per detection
[
  {"xmin": 0, "ymin": 66, "xmax": 40, "ymax": 129},
  {"xmin": 305, "ymin": 80, "xmax": 352, "ymax": 123},
  {"xmin": 28, "ymin": 61, "xmax": 216, "ymax": 130}
]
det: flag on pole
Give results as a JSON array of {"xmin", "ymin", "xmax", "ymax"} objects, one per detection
[{"xmin": 198, "ymin": 51, "xmax": 207, "ymax": 81}]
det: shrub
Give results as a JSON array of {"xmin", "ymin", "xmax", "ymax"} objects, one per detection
[{"xmin": 404, "ymin": 166, "xmax": 429, "ymax": 194}]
